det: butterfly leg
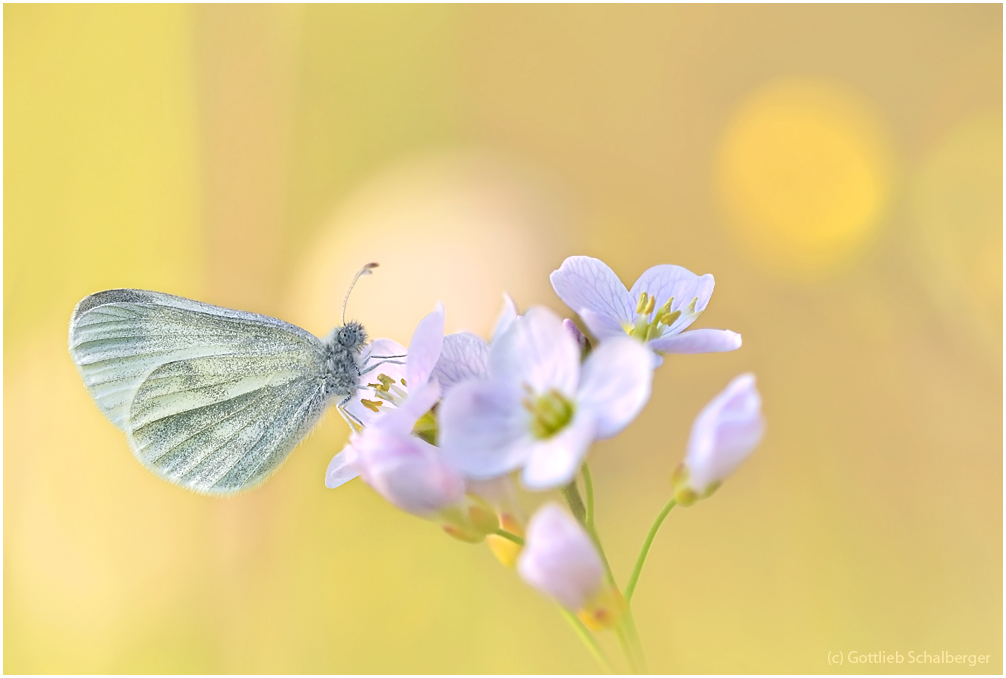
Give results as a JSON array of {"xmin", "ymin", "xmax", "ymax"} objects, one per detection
[
  {"xmin": 337, "ymin": 394, "xmax": 364, "ymax": 433},
  {"xmin": 359, "ymin": 359, "xmax": 405, "ymax": 376}
]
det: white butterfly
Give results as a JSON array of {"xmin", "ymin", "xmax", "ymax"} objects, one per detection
[{"xmin": 68, "ymin": 263, "xmax": 398, "ymax": 495}]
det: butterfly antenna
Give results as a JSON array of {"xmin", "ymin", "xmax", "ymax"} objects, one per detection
[{"xmin": 342, "ymin": 262, "xmax": 379, "ymax": 324}]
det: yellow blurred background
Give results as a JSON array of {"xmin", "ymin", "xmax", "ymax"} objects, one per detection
[{"xmin": 4, "ymin": 5, "xmax": 1001, "ymax": 673}]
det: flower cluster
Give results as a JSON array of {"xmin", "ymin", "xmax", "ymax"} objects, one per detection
[{"xmin": 327, "ymin": 255, "xmax": 765, "ymax": 671}]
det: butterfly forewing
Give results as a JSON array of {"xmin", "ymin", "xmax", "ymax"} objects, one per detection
[{"xmin": 69, "ymin": 289, "xmax": 334, "ymax": 493}]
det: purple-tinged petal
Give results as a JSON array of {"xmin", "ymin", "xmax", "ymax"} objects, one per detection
[
  {"xmin": 579, "ymin": 308, "xmax": 628, "ymax": 341},
  {"xmin": 405, "ymin": 302, "xmax": 445, "ymax": 389},
  {"xmin": 492, "ymin": 293, "xmax": 520, "ymax": 345},
  {"xmin": 684, "ymin": 373, "xmax": 765, "ymax": 494},
  {"xmin": 431, "ymin": 332, "xmax": 490, "ymax": 394},
  {"xmin": 490, "ymin": 306, "xmax": 580, "ymax": 395},
  {"xmin": 325, "ymin": 444, "xmax": 360, "ymax": 489},
  {"xmin": 629, "ymin": 265, "xmax": 715, "ymax": 334},
  {"xmin": 550, "ymin": 256, "xmax": 634, "ymax": 327},
  {"xmin": 356, "ymin": 428, "xmax": 466, "ymax": 516},
  {"xmin": 380, "ymin": 380, "xmax": 442, "ymax": 436},
  {"xmin": 521, "ymin": 412, "xmax": 598, "ymax": 490},
  {"xmin": 439, "ymin": 379, "xmax": 532, "ymax": 480},
  {"xmin": 577, "ymin": 338, "xmax": 653, "ymax": 439},
  {"xmin": 517, "ymin": 504, "xmax": 605, "ymax": 611},
  {"xmin": 649, "ymin": 329, "xmax": 742, "ymax": 354}
]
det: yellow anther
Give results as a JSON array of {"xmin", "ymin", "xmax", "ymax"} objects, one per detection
[
  {"xmin": 636, "ymin": 291, "xmax": 649, "ymax": 314},
  {"xmin": 687, "ymin": 297, "xmax": 698, "ymax": 313},
  {"xmin": 659, "ymin": 310, "xmax": 681, "ymax": 326},
  {"xmin": 400, "ymin": 378, "xmax": 407, "ymax": 386},
  {"xmin": 659, "ymin": 298, "xmax": 674, "ymax": 315},
  {"xmin": 643, "ymin": 294, "xmax": 656, "ymax": 315},
  {"xmin": 360, "ymin": 398, "xmax": 383, "ymax": 413},
  {"xmin": 377, "ymin": 374, "xmax": 396, "ymax": 391}
]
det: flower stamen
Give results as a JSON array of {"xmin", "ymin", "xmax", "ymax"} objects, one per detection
[
  {"xmin": 526, "ymin": 389, "xmax": 575, "ymax": 439},
  {"xmin": 360, "ymin": 398, "xmax": 384, "ymax": 413}
]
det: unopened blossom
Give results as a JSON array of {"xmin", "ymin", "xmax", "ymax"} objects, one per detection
[
  {"xmin": 517, "ymin": 504, "xmax": 604, "ymax": 611},
  {"xmin": 517, "ymin": 504, "xmax": 625, "ymax": 629},
  {"xmin": 550, "ymin": 256, "xmax": 742, "ymax": 364},
  {"xmin": 439, "ymin": 306, "xmax": 653, "ymax": 490},
  {"xmin": 562, "ymin": 318, "xmax": 590, "ymax": 356},
  {"xmin": 672, "ymin": 373, "xmax": 765, "ymax": 506}
]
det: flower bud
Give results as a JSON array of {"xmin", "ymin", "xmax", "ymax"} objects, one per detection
[
  {"xmin": 562, "ymin": 318, "xmax": 591, "ymax": 356},
  {"xmin": 517, "ymin": 504, "xmax": 605, "ymax": 612},
  {"xmin": 673, "ymin": 373, "xmax": 765, "ymax": 506}
]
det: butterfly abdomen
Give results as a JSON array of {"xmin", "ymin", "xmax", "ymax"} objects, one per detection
[{"xmin": 321, "ymin": 321, "xmax": 368, "ymax": 399}]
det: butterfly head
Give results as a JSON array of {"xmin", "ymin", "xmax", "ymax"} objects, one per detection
[{"xmin": 336, "ymin": 321, "xmax": 368, "ymax": 351}]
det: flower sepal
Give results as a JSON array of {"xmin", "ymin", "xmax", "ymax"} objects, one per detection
[
  {"xmin": 670, "ymin": 463, "xmax": 722, "ymax": 507},
  {"xmin": 578, "ymin": 583, "xmax": 627, "ymax": 632},
  {"xmin": 438, "ymin": 495, "xmax": 501, "ymax": 544}
]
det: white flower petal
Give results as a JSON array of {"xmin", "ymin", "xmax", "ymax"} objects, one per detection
[
  {"xmin": 491, "ymin": 293, "xmax": 520, "ymax": 344},
  {"xmin": 521, "ymin": 412, "xmax": 598, "ymax": 490},
  {"xmin": 517, "ymin": 504, "xmax": 605, "ymax": 611},
  {"xmin": 431, "ymin": 332, "xmax": 490, "ymax": 394},
  {"xmin": 378, "ymin": 380, "xmax": 442, "ymax": 436},
  {"xmin": 405, "ymin": 302, "xmax": 445, "ymax": 389},
  {"xmin": 325, "ymin": 444, "xmax": 360, "ymax": 489},
  {"xmin": 348, "ymin": 338, "xmax": 408, "ymax": 426},
  {"xmin": 550, "ymin": 256, "xmax": 635, "ymax": 327},
  {"xmin": 685, "ymin": 373, "xmax": 765, "ymax": 492},
  {"xmin": 490, "ymin": 306, "xmax": 580, "ymax": 395},
  {"xmin": 577, "ymin": 338, "xmax": 653, "ymax": 439},
  {"xmin": 439, "ymin": 379, "xmax": 533, "ymax": 480},
  {"xmin": 629, "ymin": 265, "xmax": 715, "ymax": 334},
  {"xmin": 649, "ymin": 328, "xmax": 742, "ymax": 354},
  {"xmin": 579, "ymin": 308, "xmax": 628, "ymax": 341}
]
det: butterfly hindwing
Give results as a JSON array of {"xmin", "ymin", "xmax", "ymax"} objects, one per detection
[{"xmin": 126, "ymin": 355, "xmax": 328, "ymax": 494}]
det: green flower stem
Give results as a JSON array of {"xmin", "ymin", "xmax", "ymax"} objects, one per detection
[
  {"xmin": 617, "ymin": 611, "xmax": 648, "ymax": 674},
  {"xmin": 625, "ymin": 498, "xmax": 676, "ymax": 603},
  {"xmin": 582, "ymin": 463, "xmax": 596, "ymax": 529},
  {"xmin": 563, "ymin": 472, "xmax": 648, "ymax": 674},
  {"xmin": 493, "ymin": 528, "xmax": 524, "ymax": 546},
  {"xmin": 559, "ymin": 607, "xmax": 616, "ymax": 674},
  {"xmin": 564, "ymin": 481, "xmax": 614, "ymax": 581},
  {"xmin": 561, "ymin": 480, "xmax": 587, "ymax": 524}
]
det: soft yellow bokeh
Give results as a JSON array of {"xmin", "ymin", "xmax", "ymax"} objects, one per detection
[
  {"xmin": 718, "ymin": 78, "xmax": 893, "ymax": 277},
  {"xmin": 5, "ymin": 5, "xmax": 1001, "ymax": 674},
  {"xmin": 912, "ymin": 112, "xmax": 1003, "ymax": 357}
]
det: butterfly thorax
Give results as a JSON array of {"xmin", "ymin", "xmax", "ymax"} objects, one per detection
[{"xmin": 321, "ymin": 321, "xmax": 368, "ymax": 399}]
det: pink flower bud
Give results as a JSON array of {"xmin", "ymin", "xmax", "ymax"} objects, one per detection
[
  {"xmin": 674, "ymin": 373, "xmax": 765, "ymax": 504},
  {"xmin": 562, "ymin": 318, "xmax": 590, "ymax": 354},
  {"xmin": 517, "ymin": 504, "xmax": 605, "ymax": 611}
]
